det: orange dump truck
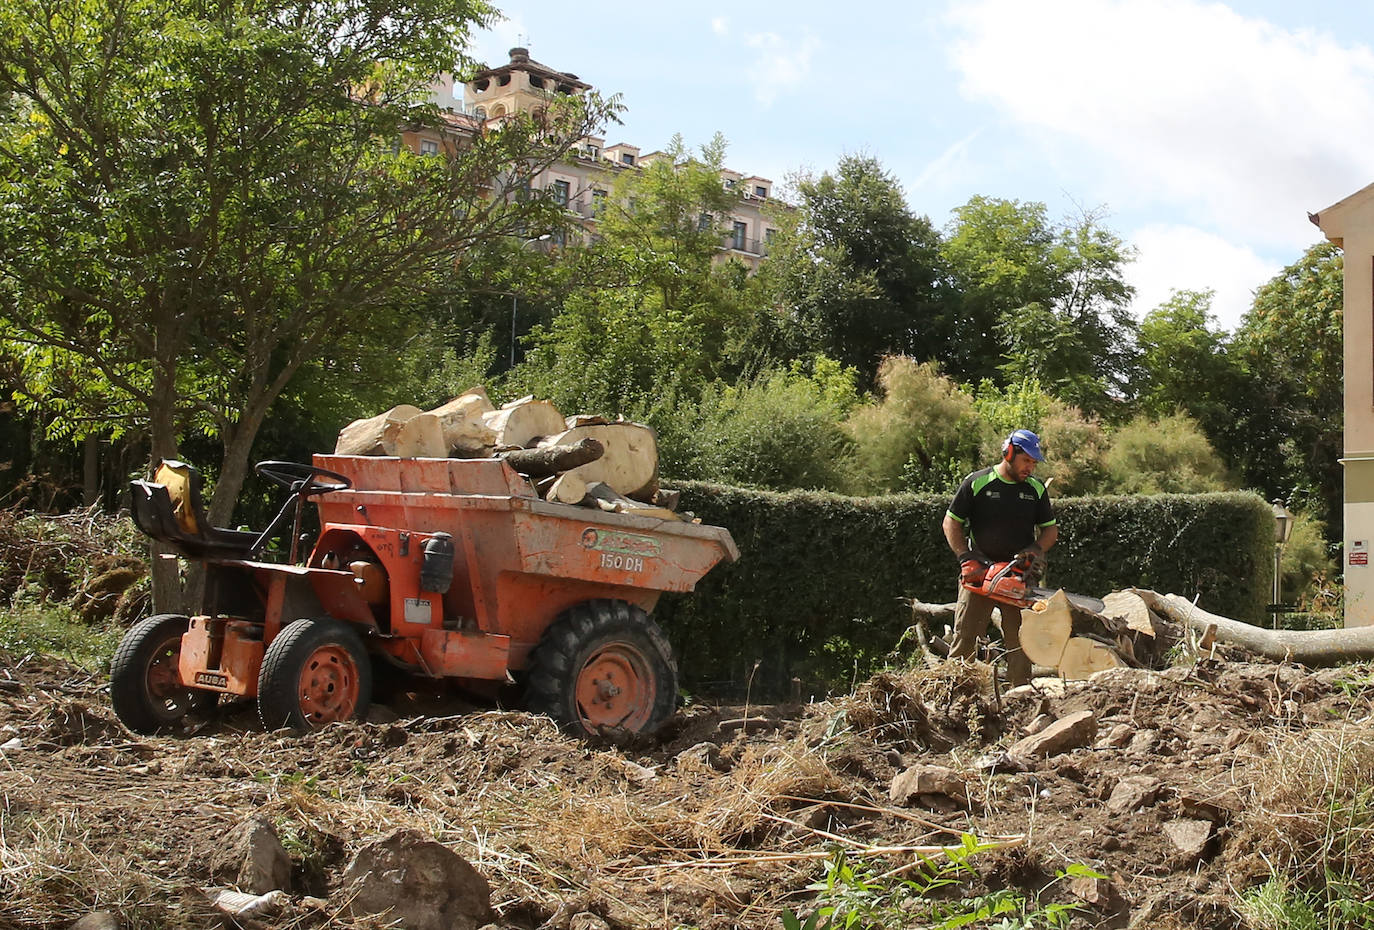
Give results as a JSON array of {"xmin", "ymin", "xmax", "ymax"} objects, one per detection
[{"xmin": 112, "ymin": 455, "xmax": 737, "ymax": 737}]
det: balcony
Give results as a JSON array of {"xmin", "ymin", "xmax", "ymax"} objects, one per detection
[{"xmin": 720, "ymin": 235, "xmax": 772, "ymax": 257}]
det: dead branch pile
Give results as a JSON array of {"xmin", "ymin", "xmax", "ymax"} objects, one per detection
[{"xmin": 334, "ymin": 388, "xmax": 691, "ymax": 522}]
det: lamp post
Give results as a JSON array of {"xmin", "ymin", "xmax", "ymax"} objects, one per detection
[
  {"xmin": 510, "ymin": 234, "xmax": 551, "ymax": 368},
  {"xmin": 1271, "ymin": 499, "xmax": 1295, "ymax": 628}
]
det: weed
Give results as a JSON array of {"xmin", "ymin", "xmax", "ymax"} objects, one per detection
[
  {"xmin": 0, "ymin": 602, "xmax": 120, "ymax": 671},
  {"xmin": 782, "ymin": 836, "xmax": 1098, "ymax": 929}
]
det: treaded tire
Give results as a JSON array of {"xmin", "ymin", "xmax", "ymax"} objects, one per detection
[
  {"xmin": 109, "ymin": 613, "xmax": 203, "ymax": 734},
  {"xmin": 525, "ymin": 599, "xmax": 678, "ymax": 737},
  {"xmin": 258, "ymin": 618, "xmax": 372, "ymax": 730}
]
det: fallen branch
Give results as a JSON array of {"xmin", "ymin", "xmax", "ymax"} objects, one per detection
[{"xmin": 1134, "ymin": 589, "xmax": 1374, "ymax": 665}]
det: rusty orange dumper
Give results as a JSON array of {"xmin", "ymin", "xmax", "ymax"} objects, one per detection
[{"xmin": 111, "ymin": 455, "xmax": 737, "ymax": 737}]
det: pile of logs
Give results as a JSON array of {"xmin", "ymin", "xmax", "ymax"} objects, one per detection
[{"xmin": 334, "ymin": 388, "xmax": 688, "ymax": 521}]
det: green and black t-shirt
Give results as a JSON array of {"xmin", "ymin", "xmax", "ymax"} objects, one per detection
[{"xmin": 946, "ymin": 467, "xmax": 1056, "ymax": 562}]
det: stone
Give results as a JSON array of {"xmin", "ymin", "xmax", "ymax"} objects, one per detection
[
  {"xmin": 209, "ymin": 816, "xmax": 292, "ymax": 895},
  {"xmin": 1068, "ymin": 876, "xmax": 1124, "ymax": 910},
  {"xmin": 1095, "ymin": 723, "xmax": 1133, "ymax": 750},
  {"xmin": 70, "ymin": 913, "xmax": 119, "ymax": 930},
  {"xmin": 343, "ymin": 828, "xmax": 493, "ymax": 930},
  {"xmin": 1008, "ymin": 710, "xmax": 1097, "ymax": 762},
  {"xmin": 571, "ymin": 914, "xmax": 611, "ymax": 930},
  {"xmin": 1163, "ymin": 819, "xmax": 1214, "ymax": 863},
  {"xmin": 1024, "ymin": 713, "xmax": 1055, "ymax": 735},
  {"xmin": 1107, "ymin": 775, "xmax": 1163, "ymax": 814},
  {"xmin": 889, "ymin": 764, "xmax": 968, "ymax": 807},
  {"xmin": 1128, "ymin": 729, "xmax": 1158, "ymax": 755}
]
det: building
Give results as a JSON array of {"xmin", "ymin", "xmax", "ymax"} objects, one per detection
[{"xmin": 420, "ymin": 47, "xmax": 780, "ymax": 269}]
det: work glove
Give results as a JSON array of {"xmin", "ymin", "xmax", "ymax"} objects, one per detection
[
  {"xmin": 957, "ymin": 549, "xmax": 991, "ymax": 585},
  {"xmin": 1015, "ymin": 545, "xmax": 1047, "ymax": 585}
]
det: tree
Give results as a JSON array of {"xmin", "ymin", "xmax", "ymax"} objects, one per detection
[
  {"xmin": 0, "ymin": 0, "xmax": 614, "ymax": 605},
  {"xmin": 514, "ymin": 133, "xmax": 760, "ymax": 416},
  {"xmin": 771, "ymin": 155, "xmax": 953, "ymax": 385},
  {"xmin": 942, "ymin": 197, "xmax": 1138, "ymax": 413},
  {"xmin": 1230, "ymin": 242, "xmax": 1344, "ymax": 529}
]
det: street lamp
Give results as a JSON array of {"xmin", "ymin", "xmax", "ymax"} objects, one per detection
[
  {"xmin": 1271, "ymin": 499, "xmax": 1295, "ymax": 628},
  {"xmin": 511, "ymin": 234, "xmax": 551, "ymax": 368}
]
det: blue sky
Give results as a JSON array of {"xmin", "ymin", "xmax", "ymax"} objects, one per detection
[{"xmin": 470, "ymin": 1, "xmax": 1374, "ymax": 332}]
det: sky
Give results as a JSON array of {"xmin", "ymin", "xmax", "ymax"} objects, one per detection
[{"xmin": 468, "ymin": 0, "xmax": 1374, "ymax": 333}]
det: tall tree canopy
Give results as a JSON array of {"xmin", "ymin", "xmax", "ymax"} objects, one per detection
[
  {"xmin": 771, "ymin": 154, "xmax": 951, "ymax": 385},
  {"xmin": 0, "ymin": 0, "xmax": 613, "ymax": 529}
]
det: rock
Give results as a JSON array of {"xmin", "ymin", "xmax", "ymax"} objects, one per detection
[
  {"xmin": 1163, "ymin": 819, "xmax": 1214, "ymax": 863},
  {"xmin": 209, "ymin": 816, "xmax": 292, "ymax": 895},
  {"xmin": 209, "ymin": 889, "xmax": 288, "ymax": 919},
  {"xmin": 1128, "ymin": 729, "xmax": 1158, "ymax": 755},
  {"xmin": 1024, "ymin": 713, "xmax": 1055, "ymax": 735},
  {"xmin": 0, "ymin": 737, "xmax": 21, "ymax": 752},
  {"xmin": 343, "ymin": 828, "xmax": 493, "ymax": 930},
  {"xmin": 1095, "ymin": 723, "xmax": 1133, "ymax": 750},
  {"xmin": 1107, "ymin": 775, "xmax": 1163, "ymax": 814},
  {"xmin": 70, "ymin": 912, "xmax": 119, "ymax": 930},
  {"xmin": 674, "ymin": 741, "xmax": 722, "ymax": 771},
  {"xmin": 890, "ymin": 764, "xmax": 968, "ymax": 807},
  {"xmin": 1008, "ymin": 710, "xmax": 1097, "ymax": 762},
  {"xmin": 1069, "ymin": 876, "xmax": 1124, "ymax": 910},
  {"xmin": 1089, "ymin": 667, "xmax": 1163, "ymax": 693},
  {"xmin": 571, "ymin": 914, "xmax": 611, "ymax": 930}
]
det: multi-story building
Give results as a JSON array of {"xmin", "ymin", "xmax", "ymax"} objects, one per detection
[{"xmin": 420, "ymin": 47, "xmax": 779, "ymax": 269}]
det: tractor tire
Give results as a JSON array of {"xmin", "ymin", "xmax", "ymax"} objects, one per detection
[
  {"xmin": 257, "ymin": 618, "xmax": 372, "ymax": 731},
  {"xmin": 525, "ymin": 599, "xmax": 678, "ymax": 737},
  {"xmin": 110, "ymin": 613, "xmax": 208, "ymax": 734}
]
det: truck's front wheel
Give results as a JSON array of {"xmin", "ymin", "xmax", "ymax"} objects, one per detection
[
  {"xmin": 258, "ymin": 618, "xmax": 372, "ymax": 730},
  {"xmin": 526, "ymin": 600, "xmax": 678, "ymax": 737},
  {"xmin": 110, "ymin": 613, "xmax": 206, "ymax": 734}
]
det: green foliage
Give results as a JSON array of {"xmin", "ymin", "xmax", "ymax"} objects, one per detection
[
  {"xmin": 663, "ymin": 360, "xmax": 858, "ymax": 492},
  {"xmin": 845, "ymin": 357, "xmax": 982, "ymax": 495},
  {"xmin": 513, "ymin": 134, "xmax": 759, "ymax": 414},
  {"xmin": 0, "ymin": 604, "xmax": 119, "ymax": 671},
  {"xmin": 770, "ymin": 155, "xmax": 953, "ymax": 385},
  {"xmin": 1099, "ymin": 412, "xmax": 1232, "ymax": 494},
  {"xmin": 1223, "ymin": 243, "xmax": 1344, "ymax": 532},
  {"xmin": 781, "ymin": 840, "xmax": 1097, "ymax": 930},
  {"xmin": 1133, "ymin": 289, "xmax": 1242, "ymax": 427},
  {"xmin": 659, "ymin": 484, "xmax": 1274, "ymax": 696},
  {"xmin": 0, "ymin": 0, "xmax": 615, "ymax": 525}
]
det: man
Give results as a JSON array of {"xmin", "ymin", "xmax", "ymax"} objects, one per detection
[{"xmin": 941, "ymin": 429, "xmax": 1059, "ymax": 686}]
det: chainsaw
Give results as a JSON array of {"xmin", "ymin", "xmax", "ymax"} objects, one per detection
[{"xmin": 963, "ymin": 554, "xmax": 1105, "ymax": 613}]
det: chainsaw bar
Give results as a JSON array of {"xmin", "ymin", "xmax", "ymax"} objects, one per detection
[{"xmin": 1029, "ymin": 587, "xmax": 1106, "ymax": 614}]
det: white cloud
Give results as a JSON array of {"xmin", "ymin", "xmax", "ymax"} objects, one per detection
[
  {"xmin": 744, "ymin": 32, "xmax": 820, "ymax": 106},
  {"xmin": 946, "ymin": 0, "xmax": 1374, "ymax": 251},
  {"xmin": 711, "ymin": 16, "xmax": 729, "ymax": 36},
  {"xmin": 1126, "ymin": 224, "xmax": 1282, "ymax": 331},
  {"xmin": 912, "ymin": 129, "xmax": 983, "ymax": 191}
]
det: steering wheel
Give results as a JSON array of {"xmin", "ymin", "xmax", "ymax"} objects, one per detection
[{"xmin": 254, "ymin": 460, "xmax": 353, "ymax": 495}]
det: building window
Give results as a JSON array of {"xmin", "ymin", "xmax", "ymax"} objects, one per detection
[
  {"xmin": 592, "ymin": 189, "xmax": 608, "ymax": 216},
  {"xmin": 621, "ymin": 152, "xmax": 635, "ymax": 165},
  {"xmin": 732, "ymin": 221, "xmax": 747, "ymax": 250},
  {"xmin": 754, "ymin": 185, "xmax": 767, "ymax": 198},
  {"xmin": 474, "ymin": 106, "xmax": 487, "ymax": 120},
  {"xmin": 551, "ymin": 228, "xmax": 567, "ymax": 246},
  {"xmin": 420, "ymin": 140, "xmax": 439, "ymax": 156},
  {"xmin": 552, "ymin": 179, "xmax": 570, "ymax": 206},
  {"xmin": 698, "ymin": 213, "xmax": 712, "ymax": 231},
  {"xmin": 723, "ymin": 178, "xmax": 736, "ymax": 189}
]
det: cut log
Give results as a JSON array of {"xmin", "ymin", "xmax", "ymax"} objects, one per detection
[
  {"xmin": 1134, "ymin": 590, "xmax": 1374, "ymax": 665},
  {"xmin": 482, "ymin": 399, "xmax": 566, "ymax": 449},
  {"xmin": 565, "ymin": 414, "xmax": 609, "ymax": 428},
  {"xmin": 389, "ymin": 413, "xmax": 446, "ymax": 458},
  {"xmin": 424, "ymin": 390, "xmax": 496, "ymax": 457},
  {"xmin": 1059, "ymin": 636, "xmax": 1123, "ymax": 678},
  {"xmin": 335, "ymin": 404, "xmax": 423, "ymax": 456},
  {"xmin": 652, "ymin": 488, "xmax": 682, "ymax": 512},
  {"xmin": 1019, "ymin": 590, "xmax": 1073, "ymax": 667},
  {"xmin": 546, "ymin": 472, "xmax": 588, "ymax": 505},
  {"xmin": 1102, "ymin": 590, "xmax": 1158, "ymax": 638},
  {"xmin": 541, "ymin": 422, "xmax": 659, "ymax": 501},
  {"xmin": 585, "ymin": 481, "xmax": 679, "ymax": 521},
  {"xmin": 501, "ymin": 438, "xmax": 604, "ymax": 479}
]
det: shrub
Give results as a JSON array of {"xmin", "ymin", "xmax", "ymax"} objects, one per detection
[{"xmin": 1100, "ymin": 411, "xmax": 1232, "ymax": 494}]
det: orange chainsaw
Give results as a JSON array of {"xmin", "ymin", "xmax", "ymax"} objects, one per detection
[{"xmin": 963, "ymin": 554, "xmax": 1105, "ymax": 613}]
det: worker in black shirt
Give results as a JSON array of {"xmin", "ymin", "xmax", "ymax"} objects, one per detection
[{"xmin": 941, "ymin": 429, "xmax": 1059, "ymax": 686}]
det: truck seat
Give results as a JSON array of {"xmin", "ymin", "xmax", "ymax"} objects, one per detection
[{"xmin": 130, "ymin": 460, "xmax": 260, "ymax": 559}]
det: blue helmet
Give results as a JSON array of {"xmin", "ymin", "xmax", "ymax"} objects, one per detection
[{"xmin": 1005, "ymin": 429, "xmax": 1045, "ymax": 462}]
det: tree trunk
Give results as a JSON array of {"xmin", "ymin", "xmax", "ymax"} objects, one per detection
[
  {"xmin": 1134, "ymin": 590, "xmax": 1374, "ymax": 664},
  {"xmin": 502, "ymin": 438, "xmax": 604, "ymax": 479}
]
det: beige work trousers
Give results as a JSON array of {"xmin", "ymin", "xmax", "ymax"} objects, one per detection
[{"xmin": 949, "ymin": 584, "xmax": 1031, "ymax": 687}]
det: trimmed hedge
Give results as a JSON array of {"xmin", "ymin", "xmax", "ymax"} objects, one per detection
[{"xmin": 655, "ymin": 483, "xmax": 1274, "ymax": 697}]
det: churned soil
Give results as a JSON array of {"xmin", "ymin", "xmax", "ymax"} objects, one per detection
[{"xmin": 1, "ymin": 646, "xmax": 1371, "ymax": 929}]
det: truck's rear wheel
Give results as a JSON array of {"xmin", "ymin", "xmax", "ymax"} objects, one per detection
[
  {"xmin": 258, "ymin": 618, "xmax": 371, "ymax": 730},
  {"xmin": 110, "ymin": 613, "xmax": 205, "ymax": 734},
  {"xmin": 526, "ymin": 600, "xmax": 678, "ymax": 736}
]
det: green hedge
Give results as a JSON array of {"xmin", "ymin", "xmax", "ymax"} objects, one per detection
[{"xmin": 655, "ymin": 483, "xmax": 1274, "ymax": 697}]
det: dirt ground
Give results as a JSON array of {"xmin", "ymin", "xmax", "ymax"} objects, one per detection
[{"xmin": 1, "ymin": 645, "xmax": 1371, "ymax": 930}]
